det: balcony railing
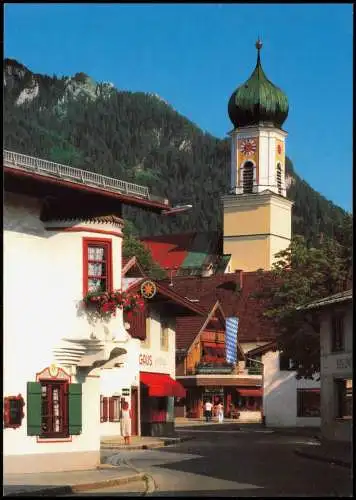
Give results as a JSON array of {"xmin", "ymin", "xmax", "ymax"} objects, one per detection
[
  {"xmin": 4, "ymin": 150, "xmax": 168, "ymax": 204},
  {"xmin": 195, "ymin": 361, "xmax": 234, "ymax": 375},
  {"xmin": 247, "ymin": 365, "xmax": 263, "ymax": 375}
]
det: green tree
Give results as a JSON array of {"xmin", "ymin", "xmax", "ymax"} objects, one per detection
[
  {"xmin": 253, "ymin": 235, "xmax": 350, "ymax": 379},
  {"xmin": 122, "ymin": 229, "xmax": 167, "ymax": 280}
]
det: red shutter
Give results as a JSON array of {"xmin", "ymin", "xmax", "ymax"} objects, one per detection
[
  {"xmin": 109, "ymin": 397, "xmax": 114, "ymax": 422},
  {"xmin": 125, "ymin": 305, "xmax": 147, "ymax": 340},
  {"xmin": 103, "ymin": 397, "xmax": 108, "ymax": 422}
]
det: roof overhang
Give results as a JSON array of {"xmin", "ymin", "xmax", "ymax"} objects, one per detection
[
  {"xmin": 297, "ymin": 289, "xmax": 352, "ymax": 311},
  {"xmin": 176, "ymin": 376, "xmax": 262, "ymax": 387},
  {"xmin": 4, "ymin": 165, "xmax": 172, "ymax": 214},
  {"xmin": 246, "ymin": 341, "xmax": 277, "ymax": 356},
  {"xmin": 127, "ymin": 279, "xmax": 206, "ymax": 316}
]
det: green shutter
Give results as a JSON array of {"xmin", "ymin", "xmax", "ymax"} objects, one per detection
[
  {"xmin": 27, "ymin": 382, "xmax": 42, "ymax": 436},
  {"xmin": 69, "ymin": 383, "xmax": 82, "ymax": 435}
]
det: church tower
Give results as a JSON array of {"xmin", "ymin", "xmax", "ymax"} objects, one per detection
[{"xmin": 222, "ymin": 40, "xmax": 293, "ymax": 271}]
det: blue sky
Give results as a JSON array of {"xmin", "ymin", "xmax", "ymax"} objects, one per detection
[{"xmin": 5, "ymin": 3, "xmax": 352, "ymax": 212}]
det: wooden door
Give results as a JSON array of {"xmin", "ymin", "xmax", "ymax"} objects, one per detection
[{"xmin": 131, "ymin": 387, "xmax": 138, "ymax": 436}]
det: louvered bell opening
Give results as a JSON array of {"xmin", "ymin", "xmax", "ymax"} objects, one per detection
[
  {"xmin": 243, "ymin": 162, "xmax": 254, "ymax": 194},
  {"xmin": 276, "ymin": 164, "xmax": 282, "ymax": 195}
]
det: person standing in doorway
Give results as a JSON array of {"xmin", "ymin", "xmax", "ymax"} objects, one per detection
[
  {"xmin": 204, "ymin": 400, "xmax": 213, "ymax": 422},
  {"xmin": 121, "ymin": 400, "xmax": 132, "ymax": 445},
  {"xmin": 216, "ymin": 401, "xmax": 224, "ymax": 423}
]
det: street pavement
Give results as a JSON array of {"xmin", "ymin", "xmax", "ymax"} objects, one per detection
[{"xmin": 94, "ymin": 423, "xmax": 352, "ymax": 497}]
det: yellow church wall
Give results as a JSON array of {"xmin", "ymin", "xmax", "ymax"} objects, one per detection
[
  {"xmin": 224, "ymin": 203, "xmax": 270, "ymax": 237},
  {"xmin": 269, "ymin": 201, "xmax": 292, "ymax": 240},
  {"xmin": 269, "ymin": 234, "xmax": 291, "ymax": 265},
  {"xmin": 223, "ymin": 237, "xmax": 270, "ymax": 272}
]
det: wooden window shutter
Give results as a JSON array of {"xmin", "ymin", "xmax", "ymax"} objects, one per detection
[
  {"xmin": 3, "ymin": 397, "xmax": 10, "ymax": 427},
  {"xmin": 109, "ymin": 397, "xmax": 115, "ymax": 422},
  {"xmin": 68, "ymin": 383, "xmax": 82, "ymax": 435},
  {"xmin": 26, "ymin": 382, "xmax": 42, "ymax": 436},
  {"xmin": 103, "ymin": 397, "xmax": 108, "ymax": 422}
]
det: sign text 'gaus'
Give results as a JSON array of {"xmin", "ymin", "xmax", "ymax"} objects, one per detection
[{"xmin": 139, "ymin": 353, "xmax": 152, "ymax": 366}]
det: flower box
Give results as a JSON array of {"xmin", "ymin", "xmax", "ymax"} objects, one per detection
[{"xmin": 82, "ymin": 289, "xmax": 145, "ymax": 318}]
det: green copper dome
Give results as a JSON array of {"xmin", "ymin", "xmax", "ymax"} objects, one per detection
[{"xmin": 228, "ymin": 41, "xmax": 289, "ymax": 129}]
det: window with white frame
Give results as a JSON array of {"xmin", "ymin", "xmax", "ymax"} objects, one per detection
[
  {"xmin": 141, "ymin": 316, "xmax": 151, "ymax": 348},
  {"xmin": 160, "ymin": 322, "xmax": 169, "ymax": 351}
]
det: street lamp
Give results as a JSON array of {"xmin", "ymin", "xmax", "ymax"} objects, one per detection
[
  {"xmin": 246, "ymin": 357, "xmax": 265, "ymax": 426},
  {"xmin": 162, "ymin": 204, "xmax": 193, "ymax": 216}
]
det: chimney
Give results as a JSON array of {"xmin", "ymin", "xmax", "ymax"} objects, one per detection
[{"xmin": 235, "ymin": 269, "xmax": 243, "ymax": 290}]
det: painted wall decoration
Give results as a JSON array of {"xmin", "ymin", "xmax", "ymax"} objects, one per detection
[
  {"xmin": 237, "ymin": 137, "xmax": 259, "ymax": 185},
  {"xmin": 140, "ymin": 280, "xmax": 157, "ymax": 299},
  {"xmin": 239, "ymin": 139, "xmax": 257, "ymax": 156},
  {"xmin": 225, "ymin": 317, "xmax": 239, "ymax": 364},
  {"xmin": 275, "ymin": 139, "xmax": 285, "ymax": 165}
]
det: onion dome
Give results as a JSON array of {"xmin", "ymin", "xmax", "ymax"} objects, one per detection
[{"xmin": 228, "ymin": 40, "xmax": 289, "ymax": 129}]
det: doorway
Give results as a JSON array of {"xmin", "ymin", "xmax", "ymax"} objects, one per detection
[{"xmin": 131, "ymin": 387, "xmax": 138, "ymax": 436}]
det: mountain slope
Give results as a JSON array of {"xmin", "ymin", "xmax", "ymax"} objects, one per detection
[{"xmin": 3, "ymin": 58, "xmax": 348, "ymax": 244}]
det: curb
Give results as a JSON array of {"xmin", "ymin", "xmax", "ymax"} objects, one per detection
[
  {"xmin": 101, "ymin": 435, "xmax": 195, "ymax": 451},
  {"xmin": 5, "ymin": 472, "xmax": 146, "ymax": 497},
  {"xmin": 294, "ymin": 449, "xmax": 351, "ymax": 469}
]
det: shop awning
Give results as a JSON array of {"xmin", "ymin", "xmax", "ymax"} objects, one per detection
[
  {"xmin": 237, "ymin": 389, "xmax": 263, "ymax": 397},
  {"xmin": 140, "ymin": 372, "xmax": 186, "ymax": 398}
]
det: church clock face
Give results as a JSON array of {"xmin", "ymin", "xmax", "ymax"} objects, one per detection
[{"xmin": 240, "ymin": 139, "xmax": 256, "ymax": 156}]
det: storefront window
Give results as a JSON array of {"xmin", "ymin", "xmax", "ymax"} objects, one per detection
[
  {"xmin": 297, "ymin": 389, "xmax": 320, "ymax": 417},
  {"xmin": 335, "ymin": 379, "xmax": 352, "ymax": 418}
]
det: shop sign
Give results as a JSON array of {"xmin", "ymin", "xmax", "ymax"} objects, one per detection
[
  {"xmin": 122, "ymin": 388, "xmax": 130, "ymax": 396},
  {"xmin": 139, "ymin": 353, "xmax": 153, "ymax": 366},
  {"xmin": 336, "ymin": 357, "xmax": 352, "ymax": 370},
  {"xmin": 204, "ymin": 388, "xmax": 224, "ymax": 394}
]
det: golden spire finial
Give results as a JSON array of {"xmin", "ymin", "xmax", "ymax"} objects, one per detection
[
  {"xmin": 255, "ymin": 37, "xmax": 263, "ymax": 51},
  {"xmin": 255, "ymin": 37, "xmax": 263, "ymax": 65}
]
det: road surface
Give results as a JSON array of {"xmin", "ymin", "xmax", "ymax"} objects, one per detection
[{"xmin": 70, "ymin": 424, "xmax": 353, "ymax": 496}]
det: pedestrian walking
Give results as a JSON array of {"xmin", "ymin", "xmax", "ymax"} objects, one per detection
[
  {"xmin": 204, "ymin": 400, "xmax": 213, "ymax": 422},
  {"xmin": 216, "ymin": 402, "xmax": 224, "ymax": 423},
  {"xmin": 121, "ymin": 400, "xmax": 132, "ymax": 445}
]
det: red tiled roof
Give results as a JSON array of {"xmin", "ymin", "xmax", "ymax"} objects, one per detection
[
  {"xmin": 175, "ymin": 316, "xmax": 208, "ymax": 350},
  {"xmin": 159, "ymin": 271, "xmax": 277, "ymax": 345},
  {"xmin": 141, "ymin": 233, "xmax": 194, "ymax": 273}
]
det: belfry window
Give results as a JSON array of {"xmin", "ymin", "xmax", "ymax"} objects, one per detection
[
  {"xmin": 242, "ymin": 162, "xmax": 254, "ymax": 194},
  {"xmin": 276, "ymin": 164, "xmax": 282, "ymax": 195}
]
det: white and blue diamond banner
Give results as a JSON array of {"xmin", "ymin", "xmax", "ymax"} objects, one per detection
[{"xmin": 225, "ymin": 317, "xmax": 238, "ymax": 364}]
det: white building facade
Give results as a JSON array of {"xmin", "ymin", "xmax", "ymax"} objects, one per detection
[
  {"xmin": 303, "ymin": 291, "xmax": 352, "ymax": 442},
  {"xmin": 3, "ymin": 151, "xmax": 172, "ymax": 473},
  {"xmin": 262, "ymin": 350, "xmax": 321, "ymax": 428}
]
